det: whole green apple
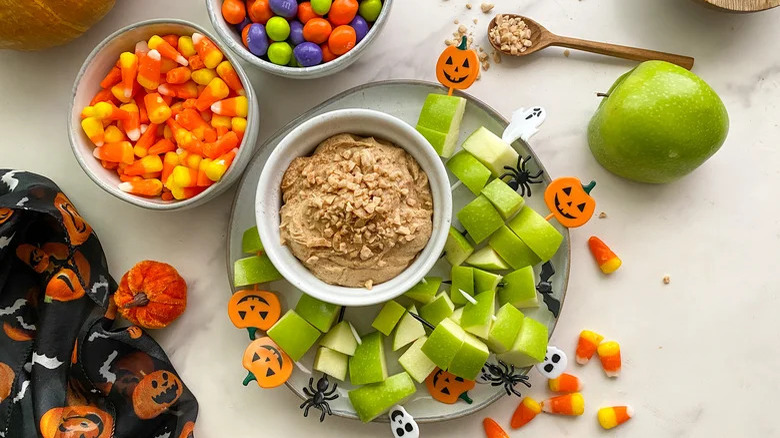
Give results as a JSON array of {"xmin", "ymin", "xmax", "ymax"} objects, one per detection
[{"xmin": 588, "ymin": 61, "xmax": 729, "ymax": 183}]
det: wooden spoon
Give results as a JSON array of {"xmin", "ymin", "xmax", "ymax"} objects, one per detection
[{"xmin": 488, "ymin": 15, "xmax": 695, "ymax": 70}]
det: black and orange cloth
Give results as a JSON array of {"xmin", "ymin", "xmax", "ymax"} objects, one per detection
[{"xmin": 0, "ymin": 170, "xmax": 197, "ymax": 438}]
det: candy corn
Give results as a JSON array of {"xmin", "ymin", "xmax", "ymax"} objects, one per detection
[
  {"xmin": 144, "ymin": 93, "xmax": 172, "ymax": 125},
  {"xmin": 597, "ymin": 341, "xmax": 621, "ymax": 377},
  {"xmin": 148, "ymin": 35, "xmax": 188, "ymax": 66},
  {"xmin": 178, "ymin": 36, "xmax": 196, "ymax": 57},
  {"xmin": 205, "ymin": 149, "xmax": 236, "ymax": 182},
  {"xmin": 119, "ymin": 103, "xmax": 141, "ymax": 141},
  {"xmin": 575, "ymin": 330, "xmax": 604, "ymax": 365},
  {"xmin": 119, "ymin": 52, "xmax": 139, "ymax": 98},
  {"xmin": 124, "ymin": 155, "xmax": 163, "ymax": 176},
  {"xmin": 191, "ymin": 68, "xmax": 218, "ymax": 85},
  {"xmin": 192, "ymin": 33, "xmax": 224, "ymax": 69},
  {"xmin": 118, "ymin": 178, "xmax": 163, "ymax": 197},
  {"xmin": 216, "ymin": 61, "xmax": 245, "ymax": 95},
  {"xmin": 510, "ymin": 397, "xmax": 541, "ymax": 429},
  {"xmin": 211, "ymin": 96, "xmax": 248, "ymax": 117},
  {"xmin": 171, "ymin": 165, "xmax": 199, "ymax": 188},
  {"xmin": 93, "ymin": 101, "xmax": 130, "ymax": 121},
  {"xmin": 103, "ymin": 125, "xmax": 126, "ymax": 144},
  {"xmin": 541, "ymin": 393, "xmax": 584, "ymax": 416},
  {"xmin": 597, "ymin": 406, "xmax": 633, "ymax": 430},
  {"xmin": 166, "ymin": 66, "xmax": 192, "ymax": 84},
  {"xmin": 588, "ymin": 236, "xmax": 622, "ymax": 274},
  {"xmin": 196, "ymin": 78, "xmax": 230, "ymax": 112},
  {"xmin": 100, "ymin": 66, "xmax": 122, "ymax": 89},
  {"xmin": 548, "ymin": 373, "xmax": 583, "ymax": 393},
  {"xmin": 158, "ymin": 81, "xmax": 199, "ymax": 99},
  {"xmin": 482, "ymin": 418, "xmax": 509, "ymax": 438},
  {"xmin": 137, "ymin": 49, "xmax": 162, "ymax": 90},
  {"xmin": 148, "ymin": 139, "xmax": 176, "ymax": 156},
  {"xmin": 93, "ymin": 141, "xmax": 134, "ymax": 165},
  {"xmin": 81, "ymin": 117, "xmax": 104, "ymax": 146}
]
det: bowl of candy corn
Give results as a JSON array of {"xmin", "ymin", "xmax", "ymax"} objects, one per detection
[
  {"xmin": 69, "ymin": 18, "xmax": 259, "ymax": 210},
  {"xmin": 205, "ymin": 0, "xmax": 393, "ymax": 79}
]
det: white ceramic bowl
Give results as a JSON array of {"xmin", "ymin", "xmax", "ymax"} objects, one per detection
[
  {"xmin": 68, "ymin": 19, "xmax": 259, "ymax": 210},
  {"xmin": 205, "ymin": 0, "xmax": 394, "ymax": 79},
  {"xmin": 255, "ymin": 109, "xmax": 452, "ymax": 306}
]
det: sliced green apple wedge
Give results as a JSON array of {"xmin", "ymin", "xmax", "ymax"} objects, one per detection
[
  {"xmin": 460, "ymin": 289, "xmax": 496, "ymax": 339},
  {"xmin": 421, "ymin": 318, "xmax": 466, "ymax": 370},
  {"xmin": 398, "ymin": 336, "xmax": 436, "ymax": 383},
  {"xmin": 295, "ymin": 294, "xmax": 341, "ymax": 333},
  {"xmin": 320, "ymin": 320, "xmax": 359, "ymax": 356},
  {"xmin": 404, "ymin": 276, "xmax": 442, "ymax": 304},
  {"xmin": 466, "ymin": 246, "xmax": 511, "ymax": 271},
  {"xmin": 487, "ymin": 304, "xmax": 525, "ymax": 354},
  {"xmin": 488, "ymin": 226, "xmax": 541, "ymax": 269},
  {"xmin": 474, "ymin": 268, "xmax": 502, "ymax": 293},
  {"xmin": 241, "ymin": 226, "xmax": 264, "ymax": 253},
  {"xmin": 233, "ymin": 254, "xmax": 283, "ymax": 287},
  {"xmin": 416, "ymin": 93, "xmax": 466, "ymax": 158},
  {"xmin": 448, "ymin": 333, "xmax": 490, "ymax": 380},
  {"xmin": 348, "ymin": 372, "xmax": 417, "ymax": 423},
  {"xmin": 446, "ymin": 151, "xmax": 492, "ymax": 195},
  {"xmin": 457, "ymin": 195, "xmax": 505, "ymax": 244},
  {"xmin": 496, "ymin": 317, "xmax": 548, "ymax": 367},
  {"xmin": 267, "ymin": 310, "xmax": 321, "ymax": 361},
  {"xmin": 507, "ymin": 207, "xmax": 564, "ymax": 262},
  {"xmin": 313, "ymin": 347, "xmax": 348, "ymax": 381},
  {"xmin": 450, "ymin": 265, "xmax": 474, "ymax": 305},
  {"xmin": 498, "ymin": 266, "xmax": 539, "ymax": 309},
  {"xmin": 461, "ymin": 126, "xmax": 520, "ymax": 177},
  {"xmin": 349, "ymin": 332, "xmax": 388, "ymax": 385},
  {"xmin": 392, "ymin": 305, "xmax": 426, "ymax": 351},
  {"xmin": 444, "ymin": 227, "xmax": 474, "ymax": 267},
  {"xmin": 481, "ymin": 179, "xmax": 525, "ymax": 219},
  {"xmin": 372, "ymin": 300, "xmax": 406, "ymax": 336},
  {"xmin": 420, "ymin": 293, "xmax": 455, "ymax": 326}
]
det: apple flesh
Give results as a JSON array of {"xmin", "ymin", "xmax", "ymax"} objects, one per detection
[
  {"xmin": 233, "ymin": 254, "xmax": 283, "ymax": 287},
  {"xmin": 392, "ymin": 305, "xmax": 426, "ymax": 351},
  {"xmin": 481, "ymin": 179, "xmax": 525, "ymax": 219},
  {"xmin": 241, "ymin": 226, "xmax": 264, "ymax": 253},
  {"xmin": 450, "ymin": 307, "xmax": 464, "ymax": 325},
  {"xmin": 404, "ymin": 277, "xmax": 442, "ymax": 304},
  {"xmin": 446, "ymin": 151, "xmax": 492, "ymax": 195},
  {"xmin": 348, "ymin": 372, "xmax": 417, "ymax": 423},
  {"xmin": 507, "ymin": 207, "xmax": 563, "ymax": 262},
  {"xmin": 474, "ymin": 269, "xmax": 502, "ymax": 293},
  {"xmin": 416, "ymin": 93, "xmax": 467, "ymax": 158},
  {"xmin": 498, "ymin": 266, "xmax": 539, "ymax": 309},
  {"xmin": 450, "ymin": 265, "xmax": 474, "ymax": 305},
  {"xmin": 398, "ymin": 336, "xmax": 437, "ymax": 383},
  {"xmin": 487, "ymin": 304, "xmax": 525, "ymax": 354},
  {"xmin": 466, "ymin": 246, "xmax": 510, "ymax": 271},
  {"xmin": 457, "ymin": 195, "xmax": 505, "ymax": 244},
  {"xmin": 488, "ymin": 226, "xmax": 541, "ymax": 269},
  {"xmin": 496, "ymin": 317, "xmax": 548, "ymax": 367},
  {"xmin": 420, "ymin": 293, "xmax": 455, "ymax": 326},
  {"xmin": 460, "ymin": 289, "xmax": 496, "ymax": 340},
  {"xmin": 267, "ymin": 310, "xmax": 321, "ymax": 361},
  {"xmin": 320, "ymin": 320, "xmax": 359, "ymax": 356},
  {"xmin": 295, "ymin": 294, "xmax": 342, "ymax": 333},
  {"xmin": 372, "ymin": 300, "xmax": 406, "ymax": 336},
  {"xmin": 349, "ymin": 331, "xmax": 388, "ymax": 385},
  {"xmin": 313, "ymin": 347, "xmax": 348, "ymax": 381},
  {"xmin": 444, "ymin": 227, "xmax": 474, "ymax": 267},
  {"xmin": 421, "ymin": 318, "xmax": 466, "ymax": 370},
  {"xmin": 448, "ymin": 333, "xmax": 490, "ymax": 380},
  {"xmin": 461, "ymin": 126, "xmax": 520, "ymax": 177}
]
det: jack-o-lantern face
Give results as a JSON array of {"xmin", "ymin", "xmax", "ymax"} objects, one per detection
[
  {"xmin": 228, "ymin": 290, "xmax": 281, "ymax": 339},
  {"xmin": 0, "ymin": 208, "xmax": 12, "ymax": 225},
  {"xmin": 544, "ymin": 177, "xmax": 597, "ymax": 228},
  {"xmin": 425, "ymin": 368, "xmax": 476, "ymax": 404},
  {"xmin": 16, "ymin": 244, "xmax": 51, "ymax": 273},
  {"xmin": 54, "ymin": 193, "xmax": 92, "ymax": 246},
  {"xmin": 127, "ymin": 326, "xmax": 143, "ymax": 339},
  {"xmin": 43, "ymin": 243, "xmax": 90, "ymax": 303},
  {"xmin": 436, "ymin": 36, "xmax": 479, "ymax": 91},
  {"xmin": 242, "ymin": 337, "xmax": 293, "ymax": 389},
  {"xmin": 39, "ymin": 406, "xmax": 113, "ymax": 438},
  {"xmin": 0, "ymin": 362, "xmax": 14, "ymax": 403},
  {"xmin": 178, "ymin": 421, "xmax": 195, "ymax": 438},
  {"xmin": 132, "ymin": 370, "xmax": 184, "ymax": 419},
  {"xmin": 112, "ymin": 351, "xmax": 155, "ymax": 399}
]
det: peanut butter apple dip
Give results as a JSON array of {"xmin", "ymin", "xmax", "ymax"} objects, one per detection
[{"xmin": 279, "ymin": 133, "xmax": 434, "ymax": 289}]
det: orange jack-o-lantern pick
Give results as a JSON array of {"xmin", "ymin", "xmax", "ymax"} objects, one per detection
[
  {"xmin": 40, "ymin": 405, "xmax": 114, "ymax": 438},
  {"xmin": 425, "ymin": 368, "xmax": 476, "ymax": 404},
  {"xmin": 242, "ymin": 337, "xmax": 293, "ymax": 389},
  {"xmin": 436, "ymin": 36, "xmax": 479, "ymax": 95},
  {"xmin": 543, "ymin": 177, "xmax": 597, "ymax": 228},
  {"xmin": 0, "ymin": 362, "xmax": 14, "ymax": 403},
  {"xmin": 54, "ymin": 193, "xmax": 92, "ymax": 246},
  {"xmin": 228, "ymin": 289, "xmax": 281, "ymax": 340},
  {"xmin": 132, "ymin": 370, "xmax": 184, "ymax": 419},
  {"xmin": 0, "ymin": 208, "xmax": 13, "ymax": 225}
]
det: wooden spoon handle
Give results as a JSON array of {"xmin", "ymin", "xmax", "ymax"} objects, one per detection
[{"xmin": 550, "ymin": 35, "xmax": 695, "ymax": 70}]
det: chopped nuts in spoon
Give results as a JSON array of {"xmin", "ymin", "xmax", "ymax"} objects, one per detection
[{"xmin": 489, "ymin": 14, "xmax": 534, "ymax": 55}]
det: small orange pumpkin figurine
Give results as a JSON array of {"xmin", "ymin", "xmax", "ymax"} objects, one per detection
[
  {"xmin": 425, "ymin": 368, "xmax": 476, "ymax": 404},
  {"xmin": 0, "ymin": 207, "xmax": 13, "ymax": 224},
  {"xmin": 543, "ymin": 177, "xmax": 597, "ymax": 228},
  {"xmin": 42, "ymin": 243, "xmax": 90, "ymax": 303},
  {"xmin": 132, "ymin": 370, "xmax": 184, "ymax": 419},
  {"xmin": 436, "ymin": 35, "xmax": 479, "ymax": 95},
  {"xmin": 228, "ymin": 289, "xmax": 282, "ymax": 340},
  {"xmin": 0, "ymin": 362, "xmax": 14, "ymax": 403},
  {"xmin": 54, "ymin": 192, "xmax": 93, "ymax": 246},
  {"xmin": 114, "ymin": 261, "xmax": 187, "ymax": 329},
  {"xmin": 242, "ymin": 337, "xmax": 293, "ymax": 389},
  {"xmin": 39, "ymin": 405, "xmax": 114, "ymax": 438}
]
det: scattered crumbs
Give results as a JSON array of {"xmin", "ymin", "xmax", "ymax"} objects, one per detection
[
  {"xmin": 458, "ymin": 24, "xmax": 468, "ymax": 34},
  {"xmin": 564, "ymin": 49, "xmax": 571, "ymax": 57},
  {"xmin": 466, "ymin": 3, "xmax": 472, "ymax": 9},
  {"xmin": 492, "ymin": 51, "xmax": 501, "ymax": 63},
  {"xmin": 658, "ymin": 346, "xmax": 663, "ymax": 350},
  {"xmin": 479, "ymin": 47, "xmax": 484, "ymax": 52},
  {"xmin": 473, "ymin": 18, "xmax": 479, "ymax": 24},
  {"xmin": 365, "ymin": 280, "xmax": 373, "ymax": 290},
  {"xmin": 480, "ymin": 2, "xmax": 495, "ymax": 13},
  {"xmin": 663, "ymin": 275, "xmax": 671, "ymax": 285},
  {"xmin": 598, "ymin": 211, "xmax": 607, "ymax": 219},
  {"xmin": 454, "ymin": 19, "xmax": 459, "ymax": 24}
]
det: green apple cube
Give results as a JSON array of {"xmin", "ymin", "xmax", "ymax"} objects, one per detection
[
  {"xmin": 457, "ymin": 195, "xmax": 505, "ymax": 244},
  {"xmin": 446, "ymin": 151, "xmax": 492, "ymax": 195},
  {"xmin": 233, "ymin": 254, "xmax": 283, "ymax": 287},
  {"xmin": 444, "ymin": 227, "xmax": 474, "ymax": 267},
  {"xmin": 466, "ymin": 246, "xmax": 511, "ymax": 271},
  {"xmin": 348, "ymin": 372, "xmax": 417, "ymax": 423},
  {"xmin": 421, "ymin": 318, "xmax": 465, "ymax": 370},
  {"xmin": 450, "ymin": 307, "xmax": 464, "ymax": 325},
  {"xmin": 474, "ymin": 269, "xmax": 503, "ymax": 293},
  {"xmin": 416, "ymin": 93, "xmax": 466, "ymax": 158},
  {"xmin": 404, "ymin": 277, "xmax": 442, "ymax": 304},
  {"xmin": 498, "ymin": 266, "xmax": 539, "ymax": 309},
  {"xmin": 448, "ymin": 333, "xmax": 490, "ymax": 380},
  {"xmin": 496, "ymin": 317, "xmax": 548, "ymax": 367},
  {"xmin": 481, "ymin": 179, "xmax": 525, "ymax": 219},
  {"xmin": 313, "ymin": 347, "xmax": 348, "ymax": 381},
  {"xmin": 487, "ymin": 304, "xmax": 525, "ymax": 353},
  {"xmin": 392, "ymin": 305, "xmax": 426, "ymax": 351},
  {"xmin": 461, "ymin": 290, "xmax": 496, "ymax": 339},
  {"xmin": 507, "ymin": 207, "xmax": 564, "ymax": 262},
  {"xmin": 450, "ymin": 266, "xmax": 474, "ymax": 305},
  {"xmin": 461, "ymin": 126, "xmax": 520, "ymax": 177},
  {"xmin": 398, "ymin": 336, "xmax": 437, "ymax": 383},
  {"xmin": 372, "ymin": 300, "xmax": 406, "ymax": 336},
  {"xmin": 267, "ymin": 310, "xmax": 321, "ymax": 361},
  {"xmin": 488, "ymin": 226, "xmax": 541, "ymax": 269},
  {"xmin": 420, "ymin": 293, "xmax": 455, "ymax": 326},
  {"xmin": 295, "ymin": 294, "xmax": 341, "ymax": 333},
  {"xmin": 349, "ymin": 332, "xmax": 388, "ymax": 385},
  {"xmin": 241, "ymin": 226, "xmax": 264, "ymax": 253},
  {"xmin": 320, "ymin": 320, "xmax": 359, "ymax": 356}
]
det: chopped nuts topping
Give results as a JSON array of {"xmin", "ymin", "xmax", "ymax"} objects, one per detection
[{"xmin": 489, "ymin": 14, "xmax": 534, "ymax": 55}]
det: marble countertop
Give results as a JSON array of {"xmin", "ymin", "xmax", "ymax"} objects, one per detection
[{"xmin": 2, "ymin": 0, "xmax": 779, "ymax": 436}]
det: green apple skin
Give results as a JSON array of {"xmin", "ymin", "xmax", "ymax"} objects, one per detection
[
  {"xmin": 372, "ymin": 300, "xmax": 407, "ymax": 336},
  {"xmin": 241, "ymin": 226, "xmax": 264, "ymax": 253},
  {"xmin": 474, "ymin": 269, "xmax": 503, "ymax": 293},
  {"xmin": 488, "ymin": 226, "xmax": 542, "ymax": 270},
  {"xmin": 320, "ymin": 321, "xmax": 359, "ymax": 356},
  {"xmin": 481, "ymin": 179, "xmax": 525, "ymax": 219},
  {"xmin": 398, "ymin": 336, "xmax": 437, "ymax": 383},
  {"xmin": 348, "ymin": 372, "xmax": 418, "ymax": 423},
  {"xmin": 349, "ymin": 332, "xmax": 388, "ymax": 385},
  {"xmin": 422, "ymin": 318, "xmax": 466, "ymax": 370},
  {"xmin": 233, "ymin": 254, "xmax": 283, "ymax": 287},
  {"xmin": 507, "ymin": 208, "xmax": 563, "ymax": 262},
  {"xmin": 457, "ymin": 195, "xmax": 505, "ymax": 244},
  {"xmin": 404, "ymin": 277, "xmax": 442, "ymax": 304},
  {"xmin": 461, "ymin": 290, "xmax": 496, "ymax": 340},
  {"xmin": 448, "ymin": 333, "xmax": 490, "ymax": 380},
  {"xmin": 295, "ymin": 294, "xmax": 342, "ymax": 333},
  {"xmin": 450, "ymin": 266, "xmax": 475, "ymax": 305},
  {"xmin": 392, "ymin": 305, "xmax": 426, "ymax": 351},
  {"xmin": 461, "ymin": 127, "xmax": 520, "ymax": 176},
  {"xmin": 416, "ymin": 94, "xmax": 466, "ymax": 158},
  {"xmin": 466, "ymin": 246, "xmax": 511, "ymax": 271},
  {"xmin": 267, "ymin": 310, "xmax": 321, "ymax": 361},
  {"xmin": 498, "ymin": 266, "xmax": 539, "ymax": 309},
  {"xmin": 447, "ymin": 151, "xmax": 492, "ymax": 195},
  {"xmin": 420, "ymin": 293, "xmax": 455, "ymax": 326},
  {"xmin": 496, "ymin": 317, "xmax": 548, "ymax": 367},
  {"xmin": 444, "ymin": 227, "xmax": 474, "ymax": 267},
  {"xmin": 588, "ymin": 61, "xmax": 729, "ymax": 183},
  {"xmin": 487, "ymin": 304, "xmax": 525, "ymax": 354},
  {"xmin": 313, "ymin": 347, "xmax": 349, "ymax": 381},
  {"xmin": 416, "ymin": 125, "xmax": 450, "ymax": 157}
]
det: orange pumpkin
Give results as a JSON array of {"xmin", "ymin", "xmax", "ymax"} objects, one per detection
[
  {"xmin": 3, "ymin": 321, "xmax": 34, "ymax": 341},
  {"xmin": 0, "ymin": 207, "xmax": 12, "ymax": 224},
  {"xmin": 228, "ymin": 289, "xmax": 281, "ymax": 340},
  {"xmin": 113, "ymin": 351, "xmax": 155, "ymax": 399},
  {"xmin": 132, "ymin": 370, "xmax": 184, "ymax": 419},
  {"xmin": 114, "ymin": 261, "xmax": 187, "ymax": 329},
  {"xmin": 126, "ymin": 326, "xmax": 143, "ymax": 339},
  {"xmin": 242, "ymin": 337, "xmax": 293, "ymax": 389},
  {"xmin": 16, "ymin": 243, "xmax": 51, "ymax": 273},
  {"xmin": 43, "ymin": 243, "xmax": 90, "ymax": 302},
  {"xmin": 0, "ymin": 362, "xmax": 14, "ymax": 403},
  {"xmin": 436, "ymin": 36, "xmax": 479, "ymax": 92},
  {"xmin": 543, "ymin": 177, "xmax": 597, "ymax": 228},
  {"xmin": 179, "ymin": 421, "xmax": 195, "ymax": 438},
  {"xmin": 54, "ymin": 193, "xmax": 92, "ymax": 246},
  {"xmin": 425, "ymin": 368, "xmax": 475, "ymax": 404},
  {"xmin": 39, "ymin": 405, "xmax": 114, "ymax": 438}
]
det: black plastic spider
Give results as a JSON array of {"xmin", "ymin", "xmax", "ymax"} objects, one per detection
[
  {"xmin": 300, "ymin": 375, "xmax": 339, "ymax": 422},
  {"xmin": 478, "ymin": 361, "xmax": 531, "ymax": 397},
  {"xmin": 499, "ymin": 155, "xmax": 544, "ymax": 197}
]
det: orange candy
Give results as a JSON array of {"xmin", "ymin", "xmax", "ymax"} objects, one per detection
[
  {"xmin": 100, "ymin": 66, "xmax": 122, "ymax": 89},
  {"xmin": 320, "ymin": 43, "xmax": 337, "ymax": 62},
  {"xmin": 222, "ymin": 0, "xmax": 247, "ymax": 24},
  {"xmin": 248, "ymin": 0, "xmax": 273, "ymax": 24},
  {"xmin": 548, "ymin": 373, "xmax": 583, "ymax": 393},
  {"xmin": 166, "ymin": 66, "xmax": 192, "ymax": 84},
  {"xmin": 598, "ymin": 341, "xmax": 622, "ymax": 377},
  {"xmin": 328, "ymin": 0, "xmax": 359, "ymax": 25},
  {"xmin": 328, "ymin": 25, "xmax": 356, "ymax": 56},
  {"xmin": 303, "ymin": 18, "xmax": 332, "ymax": 44},
  {"xmin": 137, "ymin": 49, "xmax": 162, "ymax": 90},
  {"xmin": 511, "ymin": 397, "xmax": 541, "ymax": 429},
  {"xmin": 297, "ymin": 2, "xmax": 320, "ymax": 23},
  {"xmin": 483, "ymin": 418, "xmax": 509, "ymax": 438}
]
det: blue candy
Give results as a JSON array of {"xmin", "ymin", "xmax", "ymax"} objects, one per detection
[
  {"xmin": 269, "ymin": 0, "xmax": 298, "ymax": 18},
  {"xmin": 294, "ymin": 42, "xmax": 324, "ymax": 67},
  {"xmin": 236, "ymin": 17, "xmax": 252, "ymax": 32},
  {"xmin": 246, "ymin": 23, "xmax": 270, "ymax": 57},
  {"xmin": 289, "ymin": 20, "xmax": 305, "ymax": 46},
  {"xmin": 350, "ymin": 16, "xmax": 370, "ymax": 43}
]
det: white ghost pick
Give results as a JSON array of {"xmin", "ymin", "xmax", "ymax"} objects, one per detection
[
  {"xmin": 502, "ymin": 107, "xmax": 547, "ymax": 144},
  {"xmin": 389, "ymin": 405, "xmax": 419, "ymax": 438},
  {"xmin": 536, "ymin": 346, "xmax": 568, "ymax": 379}
]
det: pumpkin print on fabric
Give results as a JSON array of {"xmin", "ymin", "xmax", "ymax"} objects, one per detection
[
  {"xmin": 112, "ymin": 351, "xmax": 155, "ymax": 399},
  {"xmin": 436, "ymin": 36, "xmax": 479, "ymax": 93},
  {"xmin": 39, "ymin": 405, "xmax": 114, "ymax": 438},
  {"xmin": 114, "ymin": 261, "xmax": 187, "ymax": 329},
  {"xmin": 425, "ymin": 368, "xmax": 476, "ymax": 404},
  {"xmin": 132, "ymin": 370, "xmax": 184, "ymax": 419},
  {"xmin": 0, "ymin": 207, "xmax": 12, "ymax": 224},
  {"xmin": 242, "ymin": 337, "xmax": 293, "ymax": 389},
  {"xmin": 178, "ymin": 421, "xmax": 195, "ymax": 438},
  {"xmin": 0, "ymin": 362, "xmax": 14, "ymax": 403},
  {"xmin": 543, "ymin": 177, "xmax": 597, "ymax": 228},
  {"xmin": 228, "ymin": 289, "xmax": 281, "ymax": 340},
  {"xmin": 43, "ymin": 243, "xmax": 90, "ymax": 303},
  {"xmin": 126, "ymin": 326, "xmax": 143, "ymax": 339},
  {"xmin": 54, "ymin": 192, "xmax": 92, "ymax": 246},
  {"xmin": 16, "ymin": 243, "xmax": 51, "ymax": 273}
]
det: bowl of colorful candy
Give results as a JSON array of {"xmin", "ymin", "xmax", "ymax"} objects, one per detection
[
  {"xmin": 69, "ymin": 18, "xmax": 259, "ymax": 210},
  {"xmin": 205, "ymin": 0, "xmax": 392, "ymax": 79}
]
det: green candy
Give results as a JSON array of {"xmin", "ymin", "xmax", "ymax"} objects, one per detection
[
  {"xmin": 311, "ymin": 0, "xmax": 332, "ymax": 15},
  {"xmin": 359, "ymin": 0, "xmax": 382, "ymax": 22},
  {"xmin": 267, "ymin": 42, "xmax": 293, "ymax": 65},
  {"xmin": 266, "ymin": 17, "xmax": 291, "ymax": 42}
]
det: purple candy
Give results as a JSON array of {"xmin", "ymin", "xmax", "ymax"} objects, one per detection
[
  {"xmin": 294, "ymin": 42, "xmax": 323, "ymax": 67},
  {"xmin": 236, "ymin": 17, "xmax": 252, "ymax": 32},
  {"xmin": 269, "ymin": 0, "xmax": 297, "ymax": 18},
  {"xmin": 289, "ymin": 20, "xmax": 305, "ymax": 46},
  {"xmin": 350, "ymin": 16, "xmax": 370, "ymax": 43},
  {"xmin": 246, "ymin": 23, "xmax": 270, "ymax": 57}
]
